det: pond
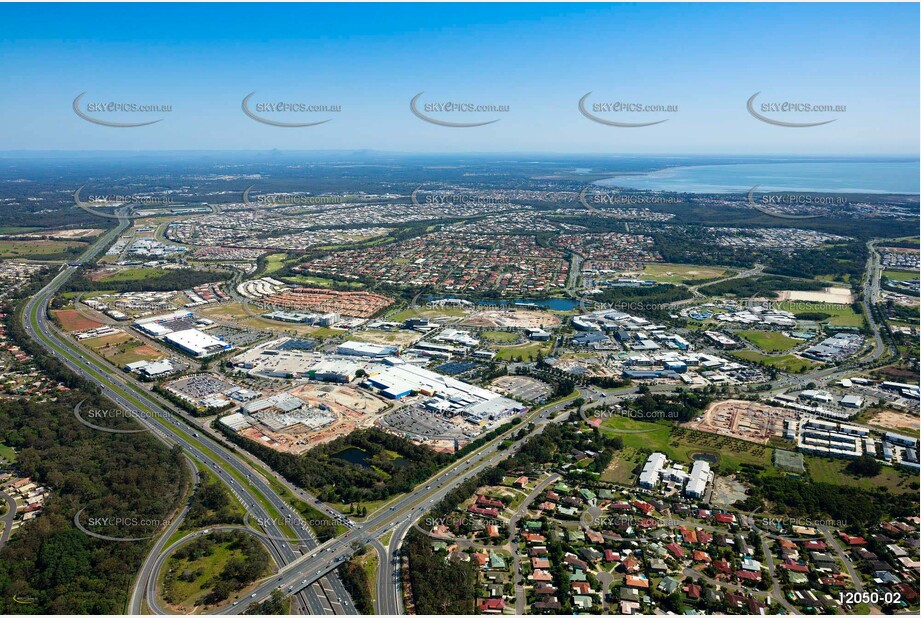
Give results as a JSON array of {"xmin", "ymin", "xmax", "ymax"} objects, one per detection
[
  {"xmin": 691, "ymin": 452, "xmax": 719, "ymax": 464},
  {"xmin": 333, "ymin": 447, "xmax": 372, "ymax": 467},
  {"xmin": 333, "ymin": 446, "xmax": 410, "ymax": 469}
]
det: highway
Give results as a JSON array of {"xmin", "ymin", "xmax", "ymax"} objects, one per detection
[
  {"xmin": 20, "ymin": 215, "xmax": 899, "ymax": 615},
  {"xmin": 216, "ymin": 399, "xmax": 582, "ymax": 615},
  {"xmin": 20, "ymin": 216, "xmax": 354, "ymax": 615}
]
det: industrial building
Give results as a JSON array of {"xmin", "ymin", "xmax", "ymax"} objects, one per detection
[
  {"xmin": 795, "ymin": 418, "xmax": 868, "ymax": 459},
  {"xmin": 124, "ymin": 359, "xmax": 177, "ymax": 379}
]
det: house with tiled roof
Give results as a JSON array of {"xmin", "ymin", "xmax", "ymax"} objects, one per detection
[
  {"xmin": 625, "ymin": 574, "xmax": 650, "ymax": 589},
  {"xmin": 666, "ymin": 543, "xmax": 685, "ymax": 559},
  {"xmin": 478, "ymin": 598, "xmax": 505, "ymax": 614},
  {"xmin": 839, "ymin": 532, "xmax": 868, "ymax": 546},
  {"xmin": 736, "ymin": 569, "xmax": 761, "ymax": 583},
  {"xmin": 531, "ymin": 557, "xmax": 551, "ymax": 569},
  {"xmin": 532, "ymin": 569, "xmax": 553, "ymax": 583}
]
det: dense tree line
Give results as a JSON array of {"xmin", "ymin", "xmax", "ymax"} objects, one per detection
[
  {"xmin": 405, "ymin": 529, "xmax": 477, "ymax": 614},
  {"xmin": 63, "ymin": 267, "xmax": 231, "ymax": 293},
  {"xmin": 0, "ymin": 396, "xmax": 187, "ymax": 613},
  {"xmin": 701, "ymin": 275, "xmax": 824, "ymax": 298},
  {"xmin": 622, "ymin": 390, "xmax": 714, "ymax": 423},
  {"xmin": 598, "ymin": 283, "xmax": 692, "ymax": 308},
  {"xmin": 743, "ymin": 474, "xmax": 917, "ymax": 526},
  {"xmin": 182, "ymin": 473, "xmax": 243, "ymax": 530},
  {"xmin": 337, "ymin": 557, "xmax": 374, "ymax": 614},
  {"xmin": 216, "ymin": 426, "xmax": 453, "ymax": 503},
  {"xmin": 764, "ymin": 242, "xmax": 867, "ymax": 281}
]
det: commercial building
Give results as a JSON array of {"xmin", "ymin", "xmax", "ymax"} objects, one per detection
[
  {"xmin": 639, "ymin": 452, "xmax": 667, "ymax": 489},
  {"xmin": 365, "ymin": 362, "xmax": 523, "ymax": 422},
  {"xmin": 336, "ymin": 341, "xmax": 399, "ymax": 358},
  {"xmin": 685, "ymin": 460, "xmax": 711, "ymax": 498},
  {"xmin": 163, "ymin": 329, "xmax": 232, "ymax": 358}
]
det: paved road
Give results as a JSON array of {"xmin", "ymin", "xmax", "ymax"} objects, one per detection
[
  {"xmin": 21, "ymin": 216, "xmax": 354, "ymax": 616},
  {"xmin": 508, "ymin": 474, "xmax": 561, "ymax": 612},
  {"xmin": 217, "ymin": 398, "xmax": 583, "ymax": 615},
  {"xmin": 0, "ymin": 490, "xmax": 16, "ymax": 549},
  {"xmin": 144, "ymin": 524, "xmax": 285, "ymax": 615},
  {"xmin": 128, "ymin": 455, "xmax": 200, "ymax": 614}
]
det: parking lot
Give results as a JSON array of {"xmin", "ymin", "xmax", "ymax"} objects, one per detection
[
  {"xmin": 166, "ymin": 374, "xmax": 238, "ymax": 399},
  {"xmin": 379, "ymin": 406, "xmax": 477, "ymax": 442},
  {"xmin": 490, "ymin": 375, "xmax": 552, "ymax": 402},
  {"xmin": 208, "ymin": 325, "xmax": 270, "ymax": 347}
]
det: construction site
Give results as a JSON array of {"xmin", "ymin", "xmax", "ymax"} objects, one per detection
[
  {"xmin": 220, "ymin": 383, "xmax": 391, "ymax": 454},
  {"xmin": 460, "ymin": 308, "xmax": 561, "ymax": 329},
  {"xmin": 683, "ymin": 399, "xmax": 798, "ymax": 445}
]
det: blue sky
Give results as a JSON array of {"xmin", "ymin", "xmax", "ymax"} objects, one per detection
[{"xmin": 1, "ymin": 2, "xmax": 918, "ymax": 154}]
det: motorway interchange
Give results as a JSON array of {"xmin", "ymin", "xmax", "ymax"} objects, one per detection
[{"xmin": 20, "ymin": 214, "xmax": 896, "ymax": 616}]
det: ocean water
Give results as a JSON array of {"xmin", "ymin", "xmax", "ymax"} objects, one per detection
[{"xmin": 597, "ymin": 160, "xmax": 919, "ymax": 194}]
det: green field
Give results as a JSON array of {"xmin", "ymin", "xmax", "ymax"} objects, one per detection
[
  {"xmin": 495, "ymin": 341, "xmax": 552, "ymax": 361},
  {"xmin": 806, "ymin": 457, "xmax": 917, "ymax": 495},
  {"xmin": 97, "ymin": 267, "xmax": 169, "ymax": 282},
  {"xmin": 737, "ymin": 330, "xmax": 800, "ymax": 352},
  {"xmin": 480, "ymin": 330, "xmax": 520, "ymax": 343},
  {"xmin": 778, "ymin": 301, "xmax": 865, "ymax": 327},
  {"xmin": 600, "ymin": 448, "xmax": 644, "ymax": 485},
  {"xmin": 597, "ymin": 416, "xmax": 773, "ymax": 473},
  {"xmin": 0, "ymin": 239, "xmax": 84, "ymax": 259},
  {"xmin": 85, "ymin": 333, "xmax": 162, "ymax": 366},
  {"xmin": 730, "ymin": 350, "xmax": 819, "ymax": 373},
  {"xmin": 389, "ymin": 306, "xmax": 468, "ymax": 321},
  {"xmin": 161, "ymin": 535, "xmax": 272, "ymax": 610},
  {"xmin": 0, "ymin": 442, "xmax": 17, "ymax": 463},
  {"xmin": 883, "ymin": 270, "xmax": 919, "ymax": 282},
  {"xmin": 641, "ymin": 263, "xmax": 731, "ymax": 283},
  {"xmin": 262, "ymin": 253, "xmax": 289, "ymax": 275},
  {"xmin": 281, "ymin": 274, "xmax": 365, "ymax": 289}
]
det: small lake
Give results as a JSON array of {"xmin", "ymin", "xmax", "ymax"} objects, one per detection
[
  {"xmin": 334, "ymin": 447, "xmax": 372, "ymax": 467},
  {"xmin": 479, "ymin": 298, "xmax": 579, "ymax": 311},
  {"xmin": 692, "ymin": 452, "xmax": 719, "ymax": 464},
  {"xmin": 333, "ymin": 446, "xmax": 409, "ymax": 469}
]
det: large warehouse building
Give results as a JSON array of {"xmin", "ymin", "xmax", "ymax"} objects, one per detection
[{"xmin": 163, "ymin": 328, "xmax": 232, "ymax": 358}]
